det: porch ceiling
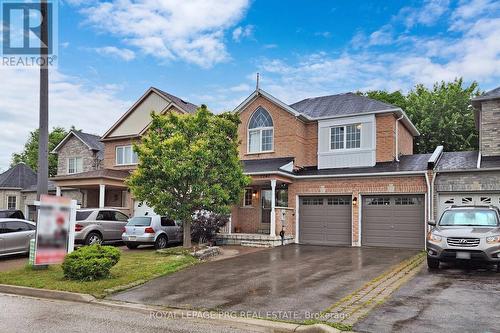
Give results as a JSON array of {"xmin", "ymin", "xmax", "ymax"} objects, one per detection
[{"xmin": 250, "ymin": 174, "xmax": 293, "ymax": 185}]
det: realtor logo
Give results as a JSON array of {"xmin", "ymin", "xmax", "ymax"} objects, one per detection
[{"xmin": 1, "ymin": 0, "xmax": 58, "ymax": 66}]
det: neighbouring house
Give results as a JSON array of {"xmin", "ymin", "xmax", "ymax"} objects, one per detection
[
  {"xmin": 51, "ymin": 87, "xmax": 198, "ymax": 216},
  {"xmin": 432, "ymin": 86, "xmax": 500, "ymax": 218},
  {"xmin": 0, "ymin": 163, "xmax": 37, "ymax": 218},
  {"xmin": 220, "ymin": 88, "xmax": 434, "ymax": 248}
]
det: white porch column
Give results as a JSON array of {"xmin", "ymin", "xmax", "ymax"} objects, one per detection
[
  {"xmin": 270, "ymin": 179, "xmax": 276, "ymax": 236},
  {"xmin": 99, "ymin": 184, "xmax": 106, "ymax": 208},
  {"xmin": 228, "ymin": 213, "xmax": 232, "ymax": 234},
  {"xmin": 56, "ymin": 186, "xmax": 61, "ymax": 196}
]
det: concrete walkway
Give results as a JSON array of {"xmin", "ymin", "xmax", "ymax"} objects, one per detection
[{"xmin": 109, "ymin": 245, "xmax": 418, "ymax": 321}]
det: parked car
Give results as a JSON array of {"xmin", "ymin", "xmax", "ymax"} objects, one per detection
[
  {"xmin": 0, "ymin": 219, "xmax": 36, "ymax": 256},
  {"xmin": 426, "ymin": 205, "xmax": 500, "ymax": 271},
  {"xmin": 0, "ymin": 209, "xmax": 25, "ymax": 220},
  {"xmin": 122, "ymin": 215, "xmax": 182, "ymax": 249},
  {"xmin": 75, "ymin": 208, "xmax": 130, "ymax": 245}
]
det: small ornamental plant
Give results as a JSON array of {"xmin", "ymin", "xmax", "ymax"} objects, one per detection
[{"xmin": 62, "ymin": 245, "xmax": 121, "ymax": 281}]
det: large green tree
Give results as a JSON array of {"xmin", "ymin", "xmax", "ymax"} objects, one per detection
[
  {"xmin": 11, "ymin": 127, "xmax": 69, "ymax": 177},
  {"xmin": 127, "ymin": 105, "xmax": 250, "ymax": 248},
  {"xmin": 360, "ymin": 78, "xmax": 479, "ymax": 154}
]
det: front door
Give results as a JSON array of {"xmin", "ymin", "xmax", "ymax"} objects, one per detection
[{"xmin": 261, "ymin": 190, "xmax": 272, "ymax": 224}]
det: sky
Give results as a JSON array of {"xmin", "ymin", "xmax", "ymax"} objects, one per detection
[{"xmin": 0, "ymin": 0, "xmax": 499, "ymax": 171}]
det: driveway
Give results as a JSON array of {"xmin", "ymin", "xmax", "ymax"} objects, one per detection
[
  {"xmin": 109, "ymin": 245, "xmax": 418, "ymax": 320},
  {"xmin": 0, "ymin": 254, "xmax": 28, "ymax": 272},
  {"xmin": 355, "ymin": 263, "xmax": 500, "ymax": 333}
]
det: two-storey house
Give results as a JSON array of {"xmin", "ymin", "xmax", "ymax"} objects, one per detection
[
  {"xmin": 221, "ymin": 88, "xmax": 435, "ymax": 249},
  {"xmin": 51, "ymin": 87, "xmax": 198, "ymax": 216}
]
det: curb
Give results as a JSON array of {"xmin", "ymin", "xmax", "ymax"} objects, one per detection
[
  {"xmin": 0, "ymin": 284, "xmax": 96, "ymax": 303},
  {"xmin": 295, "ymin": 323, "xmax": 341, "ymax": 333}
]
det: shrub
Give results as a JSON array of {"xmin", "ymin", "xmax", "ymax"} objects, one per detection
[
  {"xmin": 62, "ymin": 245, "xmax": 121, "ymax": 281},
  {"xmin": 191, "ymin": 211, "xmax": 229, "ymax": 244}
]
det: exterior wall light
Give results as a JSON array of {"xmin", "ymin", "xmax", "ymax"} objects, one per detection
[{"xmin": 252, "ymin": 190, "xmax": 258, "ymax": 197}]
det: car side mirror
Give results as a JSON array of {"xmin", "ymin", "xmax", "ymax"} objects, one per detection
[{"xmin": 428, "ymin": 220, "xmax": 436, "ymax": 226}]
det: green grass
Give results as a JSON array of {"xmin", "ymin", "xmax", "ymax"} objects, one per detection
[{"xmin": 0, "ymin": 248, "xmax": 198, "ymax": 298}]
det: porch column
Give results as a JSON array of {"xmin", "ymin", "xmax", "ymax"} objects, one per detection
[
  {"xmin": 270, "ymin": 179, "xmax": 276, "ymax": 236},
  {"xmin": 56, "ymin": 186, "xmax": 61, "ymax": 196},
  {"xmin": 99, "ymin": 184, "xmax": 106, "ymax": 208}
]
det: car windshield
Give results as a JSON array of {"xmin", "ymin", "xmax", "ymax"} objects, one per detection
[
  {"xmin": 439, "ymin": 209, "xmax": 499, "ymax": 226},
  {"xmin": 126, "ymin": 217, "xmax": 151, "ymax": 226}
]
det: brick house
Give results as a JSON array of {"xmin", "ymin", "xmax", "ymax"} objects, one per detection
[
  {"xmin": 431, "ymin": 86, "xmax": 500, "ymax": 218},
  {"xmin": 220, "ymin": 88, "xmax": 435, "ymax": 248},
  {"xmin": 51, "ymin": 87, "xmax": 198, "ymax": 216}
]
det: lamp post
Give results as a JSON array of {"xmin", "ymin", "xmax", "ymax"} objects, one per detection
[{"xmin": 37, "ymin": 0, "xmax": 49, "ymax": 199}]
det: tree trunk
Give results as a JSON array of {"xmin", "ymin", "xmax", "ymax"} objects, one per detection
[{"xmin": 183, "ymin": 219, "xmax": 192, "ymax": 248}]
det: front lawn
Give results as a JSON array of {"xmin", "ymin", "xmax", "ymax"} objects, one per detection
[{"xmin": 0, "ymin": 248, "xmax": 198, "ymax": 298}]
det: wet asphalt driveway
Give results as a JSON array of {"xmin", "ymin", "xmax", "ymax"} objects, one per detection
[
  {"xmin": 109, "ymin": 245, "xmax": 417, "ymax": 319},
  {"xmin": 355, "ymin": 263, "xmax": 500, "ymax": 333}
]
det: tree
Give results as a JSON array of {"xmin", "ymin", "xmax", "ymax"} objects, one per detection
[
  {"xmin": 11, "ymin": 127, "xmax": 68, "ymax": 177},
  {"xmin": 126, "ymin": 106, "xmax": 250, "ymax": 248},
  {"xmin": 405, "ymin": 79, "xmax": 479, "ymax": 153},
  {"xmin": 357, "ymin": 90, "xmax": 408, "ymax": 110}
]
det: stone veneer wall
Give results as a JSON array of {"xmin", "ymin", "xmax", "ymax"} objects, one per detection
[{"xmin": 480, "ymin": 100, "xmax": 500, "ymax": 156}]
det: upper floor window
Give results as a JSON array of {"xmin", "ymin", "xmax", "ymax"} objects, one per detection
[
  {"xmin": 68, "ymin": 157, "xmax": 83, "ymax": 174},
  {"xmin": 116, "ymin": 145, "xmax": 138, "ymax": 165},
  {"xmin": 248, "ymin": 107, "xmax": 273, "ymax": 153},
  {"xmin": 330, "ymin": 124, "xmax": 361, "ymax": 150},
  {"xmin": 7, "ymin": 196, "xmax": 16, "ymax": 209}
]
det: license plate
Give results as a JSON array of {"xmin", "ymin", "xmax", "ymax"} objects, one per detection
[
  {"xmin": 128, "ymin": 236, "xmax": 136, "ymax": 241},
  {"xmin": 456, "ymin": 252, "xmax": 471, "ymax": 259}
]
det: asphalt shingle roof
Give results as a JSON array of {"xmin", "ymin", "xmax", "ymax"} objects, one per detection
[
  {"xmin": 295, "ymin": 154, "xmax": 432, "ymax": 176},
  {"xmin": 435, "ymin": 151, "xmax": 479, "ymax": 171},
  {"xmin": 0, "ymin": 163, "xmax": 37, "ymax": 189},
  {"xmin": 155, "ymin": 88, "xmax": 199, "ymax": 114},
  {"xmin": 51, "ymin": 169, "xmax": 130, "ymax": 180},
  {"xmin": 471, "ymin": 86, "xmax": 500, "ymax": 101},
  {"xmin": 73, "ymin": 131, "xmax": 105, "ymax": 160},
  {"xmin": 242, "ymin": 157, "xmax": 294, "ymax": 174},
  {"xmin": 289, "ymin": 93, "xmax": 399, "ymax": 118}
]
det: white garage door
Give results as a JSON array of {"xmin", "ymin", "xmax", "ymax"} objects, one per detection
[{"xmin": 438, "ymin": 193, "xmax": 500, "ymax": 217}]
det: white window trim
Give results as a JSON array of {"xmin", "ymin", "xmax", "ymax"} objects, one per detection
[
  {"xmin": 329, "ymin": 123, "xmax": 362, "ymax": 151},
  {"xmin": 115, "ymin": 145, "xmax": 138, "ymax": 166},
  {"xmin": 242, "ymin": 188, "xmax": 253, "ymax": 207},
  {"xmin": 247, "ymin": 127, "xmax": 274, "ymax": 154},
  {"xmin": 67, "ymin": 157, "xmax": 83, "ymax": 174},
  {"xmin": 7, "ymin": 196, "xmax": 16, "ymax": 210}
]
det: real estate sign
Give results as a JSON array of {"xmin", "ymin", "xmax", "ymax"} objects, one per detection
[{"xmin": 34, "ymin": 195, "xmax": 78, "ymax": 265}]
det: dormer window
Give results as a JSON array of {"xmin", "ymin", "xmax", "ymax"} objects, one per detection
[
  {"xmin": 330, "ymin": 124, "xmax": 361, "ymax": 150},
  {"xmin": 248, "ymin": 107, "xmax": 274, "ymax": 153}
]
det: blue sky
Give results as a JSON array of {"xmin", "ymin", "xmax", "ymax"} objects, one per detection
[{"xmin": 0, "ymin": 0, "xmax": 499, "ymax": 170}]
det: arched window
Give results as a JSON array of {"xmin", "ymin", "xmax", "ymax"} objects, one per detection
[{"xmin": 248, "ymin": 107, "xmax": 273, "ymax": 153}]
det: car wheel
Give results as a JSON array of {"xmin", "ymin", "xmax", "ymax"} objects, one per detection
[
  {"xmin": 427, "ymin": 257, "xmax": 440, "ymax": 269},
  {"xmin": 155, "ymin": 235, "xmax": 168, "ymax": 250},
  {"xmin": 85, "ymin": 232, "xmax": 103, "ymax": 246},
  {"xmin": 126, "ymin": 244, "xmax": 138, "ymax": 249}
]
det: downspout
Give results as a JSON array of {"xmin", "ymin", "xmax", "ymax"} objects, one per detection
[
  {"xmin": 395, "ymin": 114, "xmax": 404, "ymax": 162},
  {"xmin": 424, "ymin": 171, "xmax": 431, "ymax": 251}
]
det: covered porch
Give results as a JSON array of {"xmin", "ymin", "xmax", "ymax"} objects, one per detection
[
  {"xmin": 51, "ymin": 169, "xmax": 133, "ymax": 216},
  {"xmin": 218, "ymin": 173, "xmax": 296, "ymax": 247}
]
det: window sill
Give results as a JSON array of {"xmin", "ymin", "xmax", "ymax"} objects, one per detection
[
  {"xmin": 239, "ymin": 206, "xmax": 255, "ymax": 209},
  {"xmin": 245, "ymin": 151, "xmax": 275, "ymax": 156},
  {"xmin": 114, "ymin": 164, "xmax": 138, "ymax": 167}
]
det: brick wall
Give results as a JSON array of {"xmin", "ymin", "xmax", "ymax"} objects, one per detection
[
  {"xmin": 398, "ymin": 122, "xmax": 414, "ymax": 156},
  {"xmin": 238, "ymin": 96, "xmax": 317, "ymax": 167},
  {"xmin": 376, "ymin": 114, "xmax": 396, "ymax": 162},
  {"xmin": 57, "ymin": 136, "xmax": 100, "ymax": 175},
  {"xmin": 480, "ymin": 100, "xmax": 500, "ymax": 156},
  {"xmin": 231, "ymin": 186, "xmax": 261, "ymax": 233}
]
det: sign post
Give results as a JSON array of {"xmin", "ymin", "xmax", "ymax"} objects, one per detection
[{"xmin": 32, "ymin": 195, "xmax": 79, "ymax": 266}]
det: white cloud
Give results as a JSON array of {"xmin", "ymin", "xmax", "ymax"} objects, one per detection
[
  {"xmin": 73, "ymin": 0, "xmax": 250, "ymax": 68},
  {"xmin": 232, "ymin": 25, "xmax": 254, "ymax": 42},
  {"xmin": 95, "ymin": 46, "xmax": 136, "ymax": 61},
  {"xmin": 399, "ymin": 0, "xmax": 450, "ymax": 28},
  {"xmin": 314, "ymin": 31, "xmax": 332, "ymax": 38},
  {"xmin": 0, "ymin": 67, "xmax": 129, "ymax": 170}
]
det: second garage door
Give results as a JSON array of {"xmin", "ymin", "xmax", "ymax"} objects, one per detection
[
  {"xmin": 299, "ymin": 196, "xmax": 352, "ymax": 246},
  {"xmin": 362, "ymin": 195, "xmax": 425, "ymax": 249}
]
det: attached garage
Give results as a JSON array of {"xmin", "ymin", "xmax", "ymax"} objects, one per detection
[
  {"xmin": 438, "ymin": 193, "xmax": 500, "ymax": 217},
  {"xmin": 299, "ymin": 196, "xmax": 352, "ymax": 246},
  {"xmin": 362, "ymin": 195, "xmax": 425, "ymax": 249}
]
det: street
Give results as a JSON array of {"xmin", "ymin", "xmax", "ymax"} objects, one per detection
[{"xmin": 0, "ymin": 293, "xmax": 271, "ymax": 333}]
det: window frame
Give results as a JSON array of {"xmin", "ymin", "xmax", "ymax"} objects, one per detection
[
  {"xmin": 115, "ymin": 145, "xmax": 138, "ymax": 166},
  {"xmin": 247, "ymin": 108, "xmax": 274, "ymax": 154},
  {"xmin": 243, "ymin": 188, "xmax": 253, "ymax": 207},
  {"xmin": 67, "ymin": 157, "xmax": 83, "ymax": 174},
  {"xmin": 7, "ymin": 196, "xmax": 16, "ymax": 210},
  {"xmin": 329, "ymin": 123, "xmax": 362, "ymax": 151}
]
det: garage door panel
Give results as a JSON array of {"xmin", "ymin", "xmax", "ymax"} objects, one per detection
[
  {"xmin": 362, "ymin": 195, "xmax": 424, "ymax": 249},
  {"xmin": 299, "ymin": 196, "xmax": 352, "ymax": 246}
]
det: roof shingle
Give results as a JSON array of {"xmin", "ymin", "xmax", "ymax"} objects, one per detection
[{"xmin": 0, "ymin": 163, "xmax": 37, "ymax": 189}]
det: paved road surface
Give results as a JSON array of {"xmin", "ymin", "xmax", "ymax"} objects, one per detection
[
  {"xmin": 355, "ymin": 263, "xmax": 500, "ymax": 333},
  {"xmin": 0, "ymin": 293, "xmax": 270, "ymax": 333}
]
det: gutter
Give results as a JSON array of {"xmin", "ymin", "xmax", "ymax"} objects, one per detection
[
  {"xmin": 477, "ymin": 152, "xmax": 482, "ymax": 169},
  {"xmin": 245, "ymin": 170, "xmax": 428, "ymax": 179}
]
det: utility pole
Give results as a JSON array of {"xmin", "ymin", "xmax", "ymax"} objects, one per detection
[{"xmin": 37, "ymin": 0, "xmax": 49, "ymax": 199}]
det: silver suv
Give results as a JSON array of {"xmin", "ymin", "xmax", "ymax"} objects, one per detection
[
  {"xmin": 75, "ymin": 209, "xmax": 130, "ymax": 245},
  {"xmin": 122, "ymin": 215, "xmax": 182, "ymax": 249},
  {"xmin": 427, "ymin": 206, "xmax": 500, "ymax": 271}
]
